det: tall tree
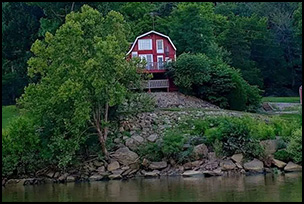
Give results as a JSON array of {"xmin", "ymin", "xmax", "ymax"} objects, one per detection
[
  {"xmin": 2, "ymin": 2, "xmax": 43, "ymax": 105},
  {"xmin": 19, "ymin": 5, "xmax": 143, "ymax": 165}
]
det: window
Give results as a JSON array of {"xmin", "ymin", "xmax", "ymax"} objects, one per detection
[
  {"xmin": 132, "ymin": 52, "xmax": 138, "ymax": 58},
  {"xmin": 138, "ymin": 39, "xmax": 152, "ymax": 50},
  {"xmin": 157, "ymin": 40, "xmax": 164, "ymax": 53},
  {"xmin": 157, "ymin": 55, "xmax": 164, "ymax": 69}
]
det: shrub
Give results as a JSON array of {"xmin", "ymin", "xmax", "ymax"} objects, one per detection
[
  {"xmin": 162, "ymin": 130, "xmax": 185, "ymax": 159},
  {"xmin": 117, "ymin": 93, "xmax": 156, "ymax": 114},
  {"xmin": 137, "ymin": 143, "xmax": 163, "ymax": 162},
  {"xmin": 274, "ymin": 149, "xmax": 290, "ymax": 162},
  {"xmin": 172, "ymin": 53, "xmax": 262, "ymax": 111},
  {"xmin": 2, "ymin": 116, "xmax": 43, "ymax": 177},
  {"xmin": 287, "ymin": 127, "xmax": 302, "ymax": 164}
]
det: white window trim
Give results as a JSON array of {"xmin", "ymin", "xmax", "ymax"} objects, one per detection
[
  {"xmin": 157, "ymin": 55, "xmax": 163, "ymax": 61},
  {"xmin": 138, "ymin": 39, "xmax": 152, "ymax": 50},
  {"xmin": 139, "ymin": 54, "xmax": 153, "ymax": 63},
  {"xmin": 132, "ymin": 52, "xmax": 138, "ymax": 58},
  {"xmin": 156, "ymin": 40, "xmax": 164, "ymax": 53}
]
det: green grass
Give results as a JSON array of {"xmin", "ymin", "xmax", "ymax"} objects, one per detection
[
  {"xmin": 2, "ymin": 105, "xmax": 19, "ymax": 130},
  {"xmin": 262, "ymin": 97, "xmax": 300, "ymax": 103}
]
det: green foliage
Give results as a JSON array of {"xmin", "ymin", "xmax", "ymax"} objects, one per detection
[
  {"xmin": 213, "ymin": 139, "xmax": 224, "ymax": 157},
  {"xmin": 162, "ymin": 130, "xmax": 185, "ymax": 159},
  {"xmin": 274, "ymin": 149, "xmax": 290, "ymax": 162},
  {"xmin": 117, "ymin": 93, "xmax": 156, "ymax": 114},
  {"xmin": 2, "ymin": 116, "xmax": 42, "ymax": 176},
  {"xmin": 287, "ymin": 127, "xmax": 302, "ymax": 164},
  {"xmin": 2, "ymin": 105, "xmax": 19, "ymax": 130},
  {"xmin": 16, "ymin": 5, "xmax": 142, "ymax": 168},
  {"xmin": 137, "ymin": 143, "xmax": 163, "ymax": 162},
  {"xmin": 172, "ymin": 53, "xmax": 262, "ymax": 111}
]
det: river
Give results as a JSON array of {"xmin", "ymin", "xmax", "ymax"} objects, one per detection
[{"xmin": 2, "ymin": 172, "xmax": 302, "ymax": 202}]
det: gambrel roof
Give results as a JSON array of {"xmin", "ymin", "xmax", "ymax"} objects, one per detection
[{"xmin": 126, "ymin": 30, "xmax": 177, "ymax": 55}]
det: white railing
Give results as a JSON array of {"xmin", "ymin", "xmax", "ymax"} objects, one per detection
[{"xmin": 145, "ymin": 62, "xmax": 166, "ymax": 70}]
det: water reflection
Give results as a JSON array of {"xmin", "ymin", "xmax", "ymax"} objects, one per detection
[{"xmin": 2, "ymin": 173, "xmax": 302, "ymax": 202}]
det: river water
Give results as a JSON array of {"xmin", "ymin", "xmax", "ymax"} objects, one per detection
[{"xmin": 2, "ymin": 172, "xmax": 302, "ymax": 202}]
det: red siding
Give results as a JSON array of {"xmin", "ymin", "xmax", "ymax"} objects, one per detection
[{"xmin": 128, "ymin": 33, "xmax": 176, "ymax": 63}]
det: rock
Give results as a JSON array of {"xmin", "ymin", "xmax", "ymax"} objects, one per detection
[
  {"xmin": 203, "ymin": 168, "xmax": 223, "ymax": 177},
  {"xmin": 208, "ymin": 152, "xmax": 217, "ymax": 161},
  {"xmin": 260, "ymin": 139, "xmax": 279, "ymax": 155},
  {"xmin": 108, "ymin": 174, "xmax": 122, "ymax": 180},
  {"xmin": 46, "ymin": 171, "xmax": 55, "ymax": 178},
  {"xmin": 97, "ymin": 166, "xmax": 105, "ymax": 173},
  {"xmin": 66, "ymin": 176, "xmax": 75, "ymax": 182},
  {"xmin": 284, "ymin": 162, "xmax": 302, "ymax": 172},
  {"xmin": 235, "ymin": 163, "xmax": 243, "ymax": 169},
  {"xmin": 58, "ymin": 173, "xmax": 69, "ymax": 182},
  {"xmin": 89, "ymin": 174, "xmax": 103, "ymax": 181},
  {"xmin": 231, "ymin": 154, "xmax": 243, "ymax": 164},
  {"xmin": 125, "ymin": 138, "xmax": 137, "ymax": 150},
  {"xmin": 142, "ymin": 158, "xmax": 150, "ymax": 167},
  {"xmin": 183, "ymin": 162, "xmax": 192, "ymax": 170},
  {"xmin": 132, "ymin": 135, "xmax": 144, "ymax": 144},
  {"xmin": 114, "ymin": 138, "xmax": 121, "ymax": 144},
  {"xmin": 93, "ymin": 160, "xmax": 104, "ymax": 167},
  {"xmin": 147, "ymin": 134, "xmax": 158, "ymax": 142},
  {"xmin": 182, "ymin": 170, "xmax": 203, "ymax": 177},
  {"xmin": 111, "ymin": 147, "xmax": 139, "ymax": 166},
  {"xmin": 192, "ymin": 161, "xmax": 203, "ymax": 168},
  {"xmin": 107, "ymin": 161, "xmax": 120, "ymax": 172},
  {"xmin": 221, "ymin": 160, "xmax": 236, "ymax": 170},
  {"xmin": 149, "ymin": 161, "xmax": 167, "ymax": 170},
  {"xmin": 200, "ymin": 161, "xmax": 219, "ymax": 171},
  {"xmin": 142, "ymin": 170, "xmax": 160, "ymax": 177},
  {"xmin": 193, "ymin": 144, "xmax": 208, "ymax": 159},
  {"xmin": 121, "ymin": 166, "xmax": 130, "ymax": 170},
  {"xmin": 272, "ymin": 159, "xmax": 287, "ymax": 169},
  {"xmin": 243, "ymin": 159, "xmax": 264, "ymax": 173},
  {"xmin": 2, "ymin": 178, "xmax": 7, "ymax": 186},
  {"xmin": 53, "ymin": 172, "xmax": 60, "ymax": 178}
]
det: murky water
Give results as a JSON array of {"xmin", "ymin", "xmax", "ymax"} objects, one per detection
[{"xmin": 2, "ymin": 172, "xmax": 302, "ymax": 202}]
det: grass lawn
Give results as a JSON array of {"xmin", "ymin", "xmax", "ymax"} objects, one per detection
[
  {"xmin": 2, "ymin": 105, "xmax": 19, "ymax": 130},
  {"xmin": 262, "ymin": 97, "xmax": 300, "ymax": 103}
]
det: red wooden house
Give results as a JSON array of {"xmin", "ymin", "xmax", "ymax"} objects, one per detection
[{"xmin": 127, "ymin": 30, "xmax": 178, "ymax": 92}]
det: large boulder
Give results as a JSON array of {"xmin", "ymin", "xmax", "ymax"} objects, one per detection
[
  {"xmin": 107, "ymin": 161, "xmax": 120, "ymax": 172},
  {"xmin": 231, "ymin": 154, "xmax": 243, "ymax": 164},
  {"xmin": 221, "ymin": 160, "xmax": 236, "ymax": 171},
  {"xmin": 203, "ymin": 168, "xmax": 223, "ymax": 177},
  {"xmin": 272, "ymin": 159, "xmax": 287, "ymax": 169},
  {"xmin": 193, "ymin": 144, "xmax": 209, "ymax": 159},
  {"xmin": 260, "ymin": 139, "xmax": 279, "ymax": 155},
  {"xmin": 149, "ymin": 161, "xmax": 167, "ymax": 170},
  {"xmin": 182, "ymin": 170, "xmax": 203, "ymax": 177},
  {"xmin": 147, "ymin": 134, "xmax": 158, "ymax": 142},
  {"xmin": 142, "ymin": 170, "xmax": 160, "ymax": 177},
  {"xmin": 111, "ymin": 147, "xmax": 139, "ymax": 166},
  {"xmin": 284, "ymin": 162, "xmax": 302, "ymax": 172},
  {"xmin": 243, "ymin": 159, "xmax": 264, "ymax": 173},
  {"xmin": 89, "ymin": 174, "xmax": 104, "ymax": 181}
]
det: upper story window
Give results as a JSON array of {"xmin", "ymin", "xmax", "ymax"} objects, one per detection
[
  {"xmin": 156, "ymin": 40, "xmax": 164, "ymax": 53},
  {"xmin": 138, "ymin": 39, "xmax": 152, "ymax": 50}
]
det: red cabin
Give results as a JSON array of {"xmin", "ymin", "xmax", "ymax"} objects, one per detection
[{"xmin": 127, "ymin": 30, "xmax": 178, "ymax": 92}]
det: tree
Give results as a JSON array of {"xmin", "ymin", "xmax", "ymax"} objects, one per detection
[
  {"xmin": 18, "ymin": 5, "xmax": 143, "ymax": 165},
  {"xmin": 2, "ymin": 2, "xmax": 43, "ymax": 105},
  {"xmin": 171, "ymin": 53, "xmax": 262, "ymax": 111},
  {"xmin": 168, "ymin": 2, "xmax": 223, "ymax": 55}
]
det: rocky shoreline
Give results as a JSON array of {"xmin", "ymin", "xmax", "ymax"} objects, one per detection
[{"xmin": 2, "ymin": 146, "xmax": 302, "ymax": 187}]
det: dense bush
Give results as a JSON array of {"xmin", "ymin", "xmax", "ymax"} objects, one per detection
[
  {"xmin": 171, "ymin": 53, "xmax": 262, "ymax": 111},
  {"xmin": 2, "ymin": 116, "xmax": 43, "ymax": 177},
  {"xmin": 274, "ymin": 149, "xmax": 290, "ymax": 162},
  {"xmin": 137, "ymin": 143, "xmax": 163, "ymax": 162},
  {"xmin": 287, "ymin": 127, "xmax": 302, "ymax": 164}
]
